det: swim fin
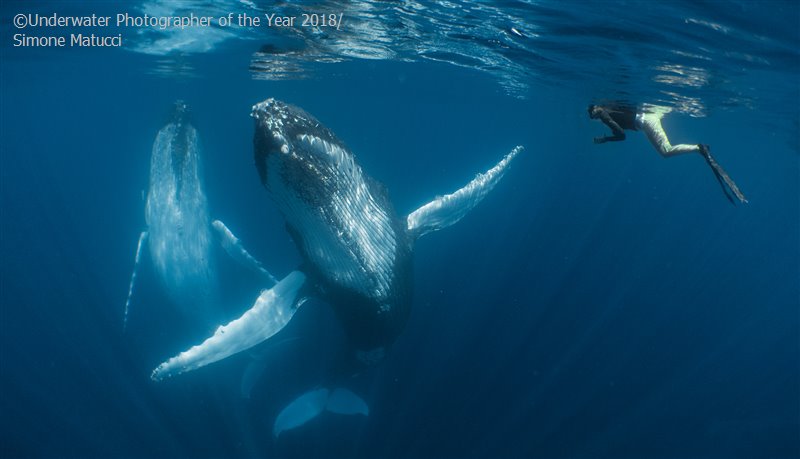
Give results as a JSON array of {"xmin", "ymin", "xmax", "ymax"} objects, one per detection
[{"xmin": 701, "ymin": 146, "xmax": 748, "ymax": 204}]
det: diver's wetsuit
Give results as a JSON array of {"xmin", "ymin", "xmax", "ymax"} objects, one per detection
[{"xmin": 589, "ymin": 104, "xmax": 638, "ymax": 143}]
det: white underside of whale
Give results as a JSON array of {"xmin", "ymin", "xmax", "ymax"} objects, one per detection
[{"xmin": 270, "ymin": 133, "xmax": 398, "ymax": 302}]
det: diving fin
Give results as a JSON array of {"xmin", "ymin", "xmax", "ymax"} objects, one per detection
[{"xmin": 701, "ymin": 147, "xmax": 747, "ymax": 204}]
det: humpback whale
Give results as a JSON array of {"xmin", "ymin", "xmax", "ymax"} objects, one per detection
[
  {"xmin": 124, "ymin": 101, "xmax": 275, "ymax": 329},
  {"xmin": 151, "ymin": 98, "xmax": 521, "ymax": 432}
]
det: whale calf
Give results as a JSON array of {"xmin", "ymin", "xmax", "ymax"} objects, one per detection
[
  {"xmin": 151, "ymin": 98, "xmax": 522, "ymax": 431},
  {"xmin": 124, "ymin": 101, "xmax": 275, "ymax": 329}
]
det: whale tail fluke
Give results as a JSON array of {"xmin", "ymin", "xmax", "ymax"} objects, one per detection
[
  {"xmin": 406, "ymin": 146, "xmax": 523, "ymax": 239},
  {"xmin": 212, "ymin": 219, "xmax": 279, "ymax": 285},
  {"xmin": 124, "ymin": 231, "xmax": 149, "ymax": 332},
  {"xmin": 151, "ymin": 270, "xmax": 306, "ymax": 381},
  {"xmin": 325, "ymin": 387, "xmax": 370, "ymax": 416},
  {"xmin": 273, "ymin": 387, "xmax": 369, "ymax": 438}
]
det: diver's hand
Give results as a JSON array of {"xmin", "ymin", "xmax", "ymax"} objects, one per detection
[{"xmin": 593, "ymin": 137, "xmax": 606, "ymax": 144}]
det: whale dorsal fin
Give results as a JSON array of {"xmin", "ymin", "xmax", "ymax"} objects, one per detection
[{"xmin": 406, "ymin": 146, "xmax": 523, "ymax": 239}]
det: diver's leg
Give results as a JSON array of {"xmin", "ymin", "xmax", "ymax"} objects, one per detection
[
  {"xmin": 124, "ymin": 231, "xmax": 148, "ymax": 332},
  {"xmin": 664, "ymin": 143, "xmax": 701, "ymax": 156},
  {"xmin": 637, "ymin": 112, "xmax": 700, "ymax": 157},
  {"xmin": 637, "ymin": 107, "xmax": 746, "ymax": 203}
]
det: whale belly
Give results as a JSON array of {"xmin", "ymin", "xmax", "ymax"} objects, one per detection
[{"xmin": 266, "ymin": 148, "xmax": 398, "ymax": 303}]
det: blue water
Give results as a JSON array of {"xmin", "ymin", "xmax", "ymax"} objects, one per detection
[{"xmin": 1, "ymin": 1, "xmax": 798, "ymax": 458}]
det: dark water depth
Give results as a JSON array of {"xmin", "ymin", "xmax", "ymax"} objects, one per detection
[{"xmin": 1, "ymin": 1, "xmax": 798, "ymax": 458}]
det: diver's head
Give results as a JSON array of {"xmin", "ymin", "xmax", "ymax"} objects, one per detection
[{"xmin": 587, "ymin": 104, "xmax": 599, "ymax": 119}]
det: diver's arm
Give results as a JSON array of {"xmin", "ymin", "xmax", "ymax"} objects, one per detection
[{"xmin": 594, "ymin": 110, "xmax": 626, "ymax": 143}]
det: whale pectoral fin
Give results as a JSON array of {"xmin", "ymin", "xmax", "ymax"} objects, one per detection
[
  {"xmin": 406, "ymin": 146, "xmax": 523, "ymax": 239},
  {"xmin": 123, "ymin": 231, "xmax": 148, "ymax": 332},
  {"xmin": 212, "ymin": 219, "xmax": 278, "ymax": 285},
  {"xmin": 151, "ymin": 271, "xmax": 306, "ymax": 381},
  {"xmin": 273, "ymin": 387, "xmax": 368, "ymax": 437}
]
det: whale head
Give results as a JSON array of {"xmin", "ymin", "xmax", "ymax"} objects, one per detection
[
  {"xmin": 250, "ymin": 98, "xmax": 346, "ymax": 191},
  {"xmin": 251, "ymin": 98, "xmax": 413, "ymax": 353}
]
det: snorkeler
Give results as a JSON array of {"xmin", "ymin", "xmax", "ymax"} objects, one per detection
[{"xmin": 588, "ymin": 103, "xmax": 747, "ymax": 204}]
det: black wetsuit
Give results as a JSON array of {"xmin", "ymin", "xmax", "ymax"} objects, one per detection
[
  {"xmin": 591, "ymin": 104, "xmax": 637, "ymax": 143},
  {"xmin": 605, "ymin": 106, "xmax": 637, "ymax": 130}
]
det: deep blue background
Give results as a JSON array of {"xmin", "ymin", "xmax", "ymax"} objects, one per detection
[{"xmin": 1, "ymin": 2, "xmax": 798, "ymax": 458}]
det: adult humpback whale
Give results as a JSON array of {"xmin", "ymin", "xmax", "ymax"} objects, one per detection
[
  {"xmin": 151, "ymin": 98, "xmax": 521, "ymax": 430},
  {"xmin": 124, "ymin": 101, "xmax": 275, "ymax": 329}
]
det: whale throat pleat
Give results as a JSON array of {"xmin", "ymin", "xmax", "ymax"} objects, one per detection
[{"xmin": 271, "ymin": 135, "xmax": 397, "ymax": 301}]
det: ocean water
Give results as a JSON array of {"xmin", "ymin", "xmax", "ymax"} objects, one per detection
[{"xmin": 1, "ymin": 1, "xmax": 798, "ymax": 458}]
